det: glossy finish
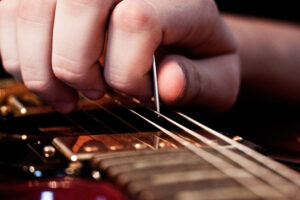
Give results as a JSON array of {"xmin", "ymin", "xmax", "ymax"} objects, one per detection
[{"xmin": 0, "ymin": 177, "xmax": 128, "ymax": 200}]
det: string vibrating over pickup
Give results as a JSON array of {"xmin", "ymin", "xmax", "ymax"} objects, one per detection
[{"xmin": 0, "ymin": 79, "xmax": 300, "ymax": 200}]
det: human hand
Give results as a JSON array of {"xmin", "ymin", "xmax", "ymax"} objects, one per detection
[{"xmin": 0, "ymin": 0, "xmax": 240, "ymax": 113}]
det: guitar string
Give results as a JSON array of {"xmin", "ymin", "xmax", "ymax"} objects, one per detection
[
  {"xmin": 84, "ymin": 109, "xmax": 160, "ymax": 150},
  {"xmin": 157, "ymin": 103, "xmax": 300, "ymax": 188},
  {"xmin": 60, "ymin": 97, "xmax": 169, "ymax": 151},
  {"xmin": 79, "ymin": 100, "xmax": 165, "ymax": 150},
  {"xmin": 59, "ymin": 94, "xmax": 298, "ymax": 198},
  {"xmin": 177, "ymin": 111, "xmax": 300, "ymax": 187},
  {"xmin": 81, "ymin": 95, "xmax": 287, "ymax": 199},
  {"xmin": 128, "ymin": 96, "xmax": 300, "ymax": 190},
  {"xmin": 108, "ymin": 95, "xmax": 299, "ymax": 198},
  {"xmin": 61, "ymin": 111, "xmax": 157, "ymax": 151},
  {"xmin": 152, "ymin": 110, "xmax": 299, "ymax": 197},
  {"xmin": 83, "ymin": 95, "xmax": 193, "ymax": 148}
]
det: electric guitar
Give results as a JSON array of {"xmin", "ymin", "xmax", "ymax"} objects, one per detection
[{"xmin": 0, "ymin": 79, "xmax": 299, "ymax": 200}]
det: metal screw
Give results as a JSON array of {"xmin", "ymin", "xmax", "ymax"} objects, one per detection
[
  {"xmin": 232, "ymin": 136, "xmax": 243, "ymax": 142},
  {"xmin": 43, "ymin": 145, "xmax": 56, "ymax": 157}
]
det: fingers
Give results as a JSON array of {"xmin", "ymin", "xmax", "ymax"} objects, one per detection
[
  {"xmin": 17, "ymin": 0, "xmax": 77, "ymax": 113},
  {"xmin": 52, "ymin": 0, "xmax": 117, "ymax": 99},
  {"xmin": 105, "ymin": 0, "xmax": 160, "ymax": 98},
  {"xmin": 1, "ymin": 0, "xmax": 239, "ymax": 112},
  {"xmin": 0, "ymin": 0, "xmax": 22, "ymax": 80},
  {"xmin": 105, "ymin": 0, "xmax": 237, "ymax": 100},
  {"xmin": 158, "ymin": 54, "xmax": 240, "ymax": 111}
]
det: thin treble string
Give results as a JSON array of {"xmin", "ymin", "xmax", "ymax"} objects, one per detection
[
  {"xmin": 85, "ymin": 94, "xmax": 286, "ymax": 198},
  {"xmin": 60, "ymin": 109, "xmax": 156, "ymax": 150},
  {"xmin": 151, "ymin": 110, "xmax": 299, "ymax": 197},
  {"xmin": 137, "ymin": 99, "xmax": 300, "ymax": 189},
  {"xmin": 81, "ymin": 110, "xmax": 116, "ymax": 133},
  {"xmin": 177, "ymin": 111, "xmax": 300, "ymax": 187},
  {"xmin": 83, "ymin": 96, "xmax": 141, "ymax": 132},
  {"xmin": 80, "ymin": 96, "xmax": 165, "ymax": 150},
  {"xmin": 123, "ymin": 108, "xmax": 284, "ymax": 199},
  {"xmin": 113, "ymin": 95, "xmax": 298, "ymax": 197},
  {"xmin": 61, "ymin": 113, "xmax": 90, "ymax": 134}
]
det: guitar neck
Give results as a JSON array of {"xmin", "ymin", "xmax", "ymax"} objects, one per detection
[{"xmin": 0, "ymin": 79, "xmax": 300, "ymax": 200}]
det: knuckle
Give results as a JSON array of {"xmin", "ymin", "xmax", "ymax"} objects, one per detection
[
  {"xmin": 2, "ymin": 59, "xmax": 20, "ymax": 75},
  {"xmin": 24, "ymin": 80, "xmax": 49, "ymax": 94},
  {"xmin": 111, "ymin": 0, "xmax": 155, "ymax": 32},
  {"xmin": 202, "ymin": 0, "xmax": 218, "ymax": 15},
  {"xmin": 18, "ymin": 0, "xmax": 55, "ymax": 23},
  {"xmin": 105, "ymin": 71, "xmax": 132, "ymax": 93},
  {"xmin": 52, "ymin": 54, "xmax": 84, "ymax": 85},
  {"xmin": 67, "ymin": 0, "xmax": 115, "ymax": 7},
  {"xmin": 197, "ymin": 0, "xmax": 219, "ymax": 27},
  {"xmin": 0, "ymin": 0, "xmax": 18, "ymax": 17},
  {"xmin": 53, "ymin": 67, "xmax": 82, "ymax": 86}
]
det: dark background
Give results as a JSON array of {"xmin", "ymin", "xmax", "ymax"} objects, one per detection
[
  {"xmin": 0, "ymin": 1, "xmax": 299, "ymax": 76},
  {"xmin": 216, "ymin": 1, "xmax": 300, "ymax": 23}
]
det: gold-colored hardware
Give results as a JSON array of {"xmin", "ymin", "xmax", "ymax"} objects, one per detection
[
  {"xmin": 7, "ymin": 95, "xmax": 27, "ymax": 115},
  {"xmin": 29, "ymin": 166, "xmax": 35, "ymax": 173},
  {"xmin": 43, "ymin": 145, "xmax": 56, "ymax": 158},
  {"xmin": 21, "ymin": 134, "xmax": 28, "ymax": 140},
  {"xmin": 65, "ymin": 162, "xmax": 82, "ymax": 175},
  {"xmin": 232, "ymin": 136, "xmax": 243, "ymax": 142},
  {"xmin": 0, "ymin": 105, "xmax": 11, "ymax": 116},
  {"xmin": 91, "ymin": 170, "xmax": 101, "ymax": 180}
]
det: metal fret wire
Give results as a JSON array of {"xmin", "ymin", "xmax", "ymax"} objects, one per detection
[
  {"xmin": 59, "ymin": 94, "xmax": 300, "ymax": 198},
  {"xmin": 121, "ymin": 95, "xmax": 300, "ymax": 195},
  {"xmin": 121, "ymin": 108, "xmax": 284, "ymax": 198},
  {"xmin": 177, "ymin": 112, "xmax": 300, "ymax": 187},
  {"xmin": 152, "ymin": 110, "xmax": 298, "ymax": 197},
  {"xmin": 154, "ymin": 103, "xmax": 300, "ymax": 190},
  {"xmin": 82, "ymin": 96, "xmax": 287, "ymax": 199}
]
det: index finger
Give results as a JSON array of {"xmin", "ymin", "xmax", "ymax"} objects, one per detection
[{"xmin": 104, "ymin": 0, "xmax": 235, "ymax": 98}]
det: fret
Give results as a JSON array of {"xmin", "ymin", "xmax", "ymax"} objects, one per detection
[
  {"xmin": 91, "ymin": 148, "xmax": 283, "ymax": 200},
  {"xmin": 118, "ymin": 108, "xmax": 287, "ymax": 198},
  {"xmin": 116, "ymin": 163, "xmax": 213, "ymax": 186},
  {"xmin": 135, "ymin": 179, "xmax": 259, "ymax": 200},
  {"xmin": 1, "ymin": 80, "xmax": 300, "ymax": 200},
  {"xmin": 178, "ymin": 112, "xmax": 300, "ymax": 187},
  {"xmin": 92, "ymin": 148, "xmax": 186, "ymax": 164},
  {"xmin": 106, "ymin": 155, "xmax": 204, "ymax": 177},
  {"xmin": 108, "ymin": 92, "xmax": 300, "ymax": 198},
  {"xmin": 98, "ymin": 151, "xmax": 197, "ymax": 169},
  {"xmin": 175, "ymin": 187, "xmax": 263, "ymax": 200},
  {"xmin": 151, "ymin": 110, "xmax": 299, "ymax": 197}
]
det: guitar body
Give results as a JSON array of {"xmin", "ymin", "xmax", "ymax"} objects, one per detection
[
  {"xmin": 0, "ymin": 178, "xmax": 127, "ymax": 200},
  {"xmin": 0, "ymin": 79, "xmax": 300, "ymax": 200}
]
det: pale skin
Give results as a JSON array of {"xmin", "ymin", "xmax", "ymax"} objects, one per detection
[{"xmin": 0, "ymin": 0, "xmax": 299, "ymax": 113}]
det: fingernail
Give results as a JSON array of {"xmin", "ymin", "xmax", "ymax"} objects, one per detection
[
  {"xmin": 80, "ymin": 90, "xmax": 104, "ymax": 100},
  {"xmin": 53, "ymin": 101, "xmax": 75, "ymax": 114}
]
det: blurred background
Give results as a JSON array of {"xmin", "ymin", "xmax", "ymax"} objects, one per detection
[{"xmin": 216, "ymin": 1, "xmax": 300, "ymax": 22}]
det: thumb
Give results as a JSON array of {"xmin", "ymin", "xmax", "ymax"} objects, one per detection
[{"xmin": 157, "ymin": 54, "xmax": 240, "ymax": 112}]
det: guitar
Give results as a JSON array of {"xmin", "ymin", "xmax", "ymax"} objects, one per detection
[{"xmin": 0, "ymin": 79, "xmax": 299, "ymax": 200}]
